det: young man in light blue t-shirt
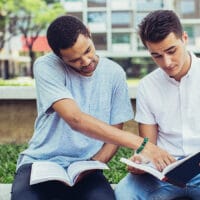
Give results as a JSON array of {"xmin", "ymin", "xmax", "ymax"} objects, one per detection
[{"xmin": 11, "ymin": 15, "xmax": 174, "ymax": 200}]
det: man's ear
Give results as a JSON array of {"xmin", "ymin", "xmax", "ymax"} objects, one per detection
[
  {"xmin": 182, "ymin": 31, "xmax": 188, "ymax": 44},
  {"xmin": 86, "ymin": 27, "xmax": 92, "ymax": 38}
]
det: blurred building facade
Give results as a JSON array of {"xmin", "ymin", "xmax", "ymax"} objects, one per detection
[
  {"xmin": 1, "ymin": 0, "xmax": 200, "ymax": 78},
  {"xmin": 60, "ymin": 0, "xmax": 200, "ymax": 77}
]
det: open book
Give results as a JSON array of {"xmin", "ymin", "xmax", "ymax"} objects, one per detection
[
  {"xmin": 120, "ymin": 151, "xmax": 200, "ymax": 187},
  {"xmin": 30, "ymin": 160, "xmax": 109, "ymax": 187}
]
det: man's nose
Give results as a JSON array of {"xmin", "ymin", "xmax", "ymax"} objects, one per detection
[
  {"xmin": 163, "ymin": 55, "xmax": 172, "ymax": 68},
  {"xmin": 81, "ymin": 56, "xmax": 91, "ymax": 66}
]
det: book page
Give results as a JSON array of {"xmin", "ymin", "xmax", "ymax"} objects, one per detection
[
  {"xmin": 30, "ymin": 161, "xmax": 72, "ymax": 186},
  {"xmin": 120, "ymin": 158, "xmax": 164, "ymax": 180},
  {"xmin": 67, "ymin": 160, "xmax": 109, "ymax": 183}
]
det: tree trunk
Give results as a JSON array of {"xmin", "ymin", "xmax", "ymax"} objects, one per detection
[
  {"xmin": 29, "ymin": 50, "xmax": 35, "ymax": 78},
  {"xmin": 3, "ymin": 60, "xmax": 9, "ymax": 79}
]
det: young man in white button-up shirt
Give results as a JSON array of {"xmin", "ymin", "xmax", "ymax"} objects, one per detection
[{"xmin": 115, "ymin": 10, "xmax": 200, "ymax": 200}]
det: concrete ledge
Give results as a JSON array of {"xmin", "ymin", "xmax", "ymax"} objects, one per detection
[
  {"xmin": 128, "ymin": 85, "xmax": 137, "ymax": 99},
  {"xmin": 0, "ymin": 184, "xmax": 11, "ymax": 200},
  {"xmin": 0, "ymin": 85, "xmax": 137, "ymax": 99},
  {"xmin": 0, "ymin": 184, "xmax": 114, "ymax": 200},
  {"xmin": 0, "ymin": 184, "xmax": 191, "ymax": 200},
  {"xmin": 0, "ymin": 86, "xmax": 36, "ymax": 99}
]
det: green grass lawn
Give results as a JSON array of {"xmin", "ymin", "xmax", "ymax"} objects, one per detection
[
  {"xmin": 0, "ymin": 77, "xmax": 35, "ymax": 86},
  {"xmin": 0, "ymin": 144, "xmax": 133, "ymax": 184},
  {"xmin": 0, "ymin": 76, "xmax": 136, "ymax": 183}
]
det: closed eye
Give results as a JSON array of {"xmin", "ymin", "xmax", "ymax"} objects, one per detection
[
  {"xmin": 166, "ymin": 48, "xmax": 176, "ymax": 55},
  {"xmin": 85, "ymin": 47, "xmax": 91, "ymax": 54},
  {"xmin": 152, "ymin": 54, "xmax": 162, "ymax": 59}
]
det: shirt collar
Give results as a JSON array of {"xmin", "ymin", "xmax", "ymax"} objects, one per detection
[{"xmin": 162, "ymin": 51, "xmax": 197, "ymax": 85}]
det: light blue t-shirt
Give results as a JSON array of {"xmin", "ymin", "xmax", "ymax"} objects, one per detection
[{"xmin": 17, "ymin": 53, "xmax": 134, "ymax": 169}]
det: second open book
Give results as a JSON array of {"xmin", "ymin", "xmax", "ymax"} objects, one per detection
[
  {"xmin": 30, "ymin": 160, "xmax": 109, "ymax": 187},
  {"xmin": 120, "ymin": 151, "xmax": 200, "ymax": 187}
]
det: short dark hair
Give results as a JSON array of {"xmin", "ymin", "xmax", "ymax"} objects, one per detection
[
  {"xmin": 47, "ymin": 15, "xmax": 90, "ymax": 56},
  {"xmin": 138, "ymin": 10, "xmax": 183, "ymax": 47}
]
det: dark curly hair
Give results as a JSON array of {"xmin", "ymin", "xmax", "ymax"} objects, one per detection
[
  {"xmin": 47, "ymin": 15, "xmax": 90, "ymax": 56},
  {"xmin": 138, "ymin": 10, "xmax": 183, "ymax": 47}
]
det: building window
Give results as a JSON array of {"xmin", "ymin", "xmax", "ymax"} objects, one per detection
[
  {"xmin": 184, "ymin": 24, "xmax": 200, "ymax": 47},
  {"xmin": 111, "ymin": 0, "xmax": 132, "ymax": 9},
  {"xmin": 174, "ymin": 0, "xmax": 200, "ymax": 18},
  {"xmin": 135, "ymin": 12, "xmax": 149, "ymax": 27},
  {"xmin": 112, "ymin": 33, "xmax": 131, "ymax": 51},
  {"xmin": 61, "ymin": 0, "xmax": 83, "ymax": 11},
  {"xmin": 67, "ymin": 12, "xmax": 83, "ymax": 21},
  {"xmin": 112, "ymin": 33, "xmax": 130, "ymax": 44},
  {"xmin": 137, "ymin": 37, "xmax": 146, "ymax": 51},
  {"xmin": 184, "ymin": 25, "xmax": 195, "ymax": 45},
  {"xmin": 64, "ymin": 0, "xmax": 81, "ymax": 1},
  {"xmin": 92, "ymin": 33, "xmax": 107, "ymax": 50},
  {"xmin": 112, "ymin": 11, "xmax": 133, "ymax": 28},
  {"xmin": 87, "ymin": 12, "xmax": 107, "ymax": 31},
  {"xmin": 87, "ymin": 0, "xmax": 106, "ymax": 7},
  {"xmin": 136, "ymin": 0, "xmax": 164, "ymax": 11}
]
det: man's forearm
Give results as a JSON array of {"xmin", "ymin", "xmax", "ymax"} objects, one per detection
[
  {"xmin": 91, "ymin": 143, "xmax": 119, "ymax": 163},
  {"xmin": 91, "ymin": 124, "xmax": 123, "ymax": 163}
]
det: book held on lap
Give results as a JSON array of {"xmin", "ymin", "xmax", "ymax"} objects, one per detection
[
  {"xmin": 120, "ymin": 151, "xmax": 200, "ymax": 187},
  {"xmin": 30, "ymin": 160, "xmax": 109, "ymax": 187}
]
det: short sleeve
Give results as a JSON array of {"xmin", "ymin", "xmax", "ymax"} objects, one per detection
[
  {"xmin": 135, "ymin": 81, "xmax": 156, "ymax": 124},
  {"xmin": 110, "ymin": 68, "xmax": 134, "ymax": 125},
  {"xmin": 34, "ymin": 57, "xmax": 74, "ymax": 114}
]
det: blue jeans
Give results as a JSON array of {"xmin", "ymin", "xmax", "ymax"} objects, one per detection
[
  {"xmin": 11, "ymin": 163, "xmax": 115, "ymax": 200},
  {"xmin": 115, "ymin": 173, "xmax": 200, "ymax": 200}
]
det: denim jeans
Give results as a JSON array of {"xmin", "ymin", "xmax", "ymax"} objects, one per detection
[
  {"xmin": 115, "ymin": 173, "xmax": 200, "ymax": 200},
  {"xmin": 11, "ymin": 163, "xmax": 115, "ymax": 200}
]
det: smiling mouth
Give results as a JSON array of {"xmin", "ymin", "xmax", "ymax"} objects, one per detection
[
  {"xmin": 165, "ymin": 66, "xmax": 177, "ymax": 72},
  {"xmin": 81, "ymin": 61, "xmax": 96, "ymax": 72}
]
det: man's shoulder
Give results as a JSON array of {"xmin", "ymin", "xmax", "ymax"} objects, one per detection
[
  {"xmin": 100, "ymin": 57, "xmax": 119, "ymax": 66},
  {"xmin": 139, "ymin": 68, "xmax": 162, "ymax": 84},
  {"xmin": 35, "ymin": 52, "xmax": 60, "ymax": 64},
  {"xmin": 34, "ymin": 53, "xmax": 64, "ymax": 70},
  {"xmin": 99, "ymin": 57, "xmax": 125, "ymax": 73},
  {"xmin": 33, "ymin": 53, "xmax": 66, "ymax": 76}
]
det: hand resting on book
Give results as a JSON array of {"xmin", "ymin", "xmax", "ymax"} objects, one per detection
[{"xmin": 127, "ymin": 154, "xmax": 149, "ymax": 175}]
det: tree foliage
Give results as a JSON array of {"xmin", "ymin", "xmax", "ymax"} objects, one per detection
[
  {"xmin": 0, "ymin": 0, "xmax": 65, "ymax": 77},
  {"xmin": 0, "ymin": 0, "xmax": 16, "ymax": 50}
]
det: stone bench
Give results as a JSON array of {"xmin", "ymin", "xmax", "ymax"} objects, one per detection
[
  {"xmin": 0, "ymin": 184, "xmax": 11, "ymax": 200},
  {"xmin": 0, "ymin": 184, "xmax": 192, "ymax": 200},
  {"xmin": 0, "ymin": 184, "xmax": 114, "ymax": 200}
]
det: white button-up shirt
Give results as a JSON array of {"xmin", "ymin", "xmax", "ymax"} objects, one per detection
[{"xmin": 135, "ymin": 53, "xmax": 200, "ymax": 158}]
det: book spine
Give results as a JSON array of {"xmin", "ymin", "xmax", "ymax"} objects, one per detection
[
  {"xmin": 162, "ymin": 177, "xmax": 186, "ymax": 188},
  {"xmin": 162, "ymin": 176, "xmax": 168, "ymax": 182}
]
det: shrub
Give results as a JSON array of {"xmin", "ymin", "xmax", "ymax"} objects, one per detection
[{"xmin": 0, "ymin": 144, "xmax": 133, "ymax": 184}]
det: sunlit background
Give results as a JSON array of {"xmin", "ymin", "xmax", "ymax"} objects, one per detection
[{"xmin": 1, "ymin": 0, "xmax": 200, "ymax": 79}]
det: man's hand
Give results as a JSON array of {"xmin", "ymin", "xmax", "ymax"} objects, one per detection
[
  {"xmin": 138, "ymin": 123, "xmax": 176, "ymax": 171},
  {"xmin": 141, "ymin": 142, "xmax": 176, "ymax": 171},
  {"xmin": 127, "ymin": 154, "xmax": 146, "ymax": 174}
]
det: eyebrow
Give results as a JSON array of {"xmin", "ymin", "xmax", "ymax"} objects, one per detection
[
  {"xmin": 151, "ymin": 45, "xmax": 176, "ymax": 56},
  {"xmin": 68, "ymin": 46, "xmax": 91, "ymax": 63}
]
